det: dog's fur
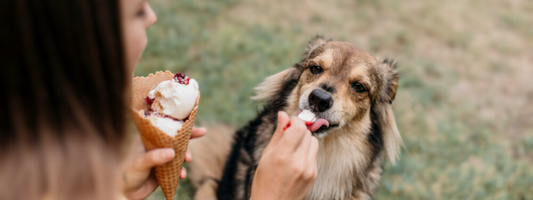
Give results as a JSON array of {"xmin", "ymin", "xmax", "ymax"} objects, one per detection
[{"xmin": 189, "ymin": 36, "xmax": 402, "ymax": 200}]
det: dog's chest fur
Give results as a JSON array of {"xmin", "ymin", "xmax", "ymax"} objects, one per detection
[{"xmin": 306, "ymin": 131, "xmax": 383, "ymax": 200}]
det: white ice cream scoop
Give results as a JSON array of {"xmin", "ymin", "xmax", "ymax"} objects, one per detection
[
  {"xmin": 298, "ymin": 109, "xmax": 330, "ymax": 132},
  {"xmin": 146, "ymin": 114, "xmax": 184, "ymax": 137},
  {"xmin": 148, "ymin": 77, "xmax": 199, "ymax": 120},
  {"xmin": 298, "ymin": 109, "xmax": 317, "ymax": 124}
]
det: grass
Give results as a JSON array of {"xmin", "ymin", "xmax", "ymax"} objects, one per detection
[{"xmin": 136, "ymin": 0, "xmax": 533, "ymax": 199}]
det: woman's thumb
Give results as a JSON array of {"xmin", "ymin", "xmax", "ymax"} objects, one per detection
[
  {"xmin": 268, "ymin": 111, "xmax": 290, "ymax": 147},
  {"xmin": 133, "ymin": 148, "xmax": 175, "ymax": 172}
]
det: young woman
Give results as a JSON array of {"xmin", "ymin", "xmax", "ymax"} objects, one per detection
[{"xmin": 0, "ymin": 0, "xmax": 319, "ymax": 199}]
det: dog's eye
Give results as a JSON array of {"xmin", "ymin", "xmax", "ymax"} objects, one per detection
[
  {"xmin": 352, "ymin": 82, "xmax": 367, "ymax": 93},
  {"xmin": 309, "ymin": 65, "xmax": 323, "ymax": 74}
]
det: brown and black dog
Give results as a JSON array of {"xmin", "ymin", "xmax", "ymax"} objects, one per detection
[{"xmin": 189, "ymin": 36, "xmax": 402, "ymax": 200}]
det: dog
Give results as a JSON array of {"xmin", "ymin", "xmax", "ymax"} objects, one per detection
[{"xmin": 189, "ymin": 36, "xmax": 402, "ymax": 200}]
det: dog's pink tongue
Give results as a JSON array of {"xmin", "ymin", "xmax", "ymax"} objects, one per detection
[{"xmin": 307, "ymin": 118, "xmax": 329, "ymax": 132}]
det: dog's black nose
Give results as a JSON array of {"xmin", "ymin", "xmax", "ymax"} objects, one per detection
[{"xmin": 308, "ymin": 89, "xmax": 333, "ymax": 112}]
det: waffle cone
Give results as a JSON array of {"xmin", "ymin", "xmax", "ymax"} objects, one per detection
[{"xmin": 130, "ymin": 71, "xmax": 199, "ymax": 200}]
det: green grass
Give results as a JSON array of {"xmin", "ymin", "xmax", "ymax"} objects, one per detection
[{"xmin": 136, "ymin": 0, "xmax": 533, "ymax": 199}]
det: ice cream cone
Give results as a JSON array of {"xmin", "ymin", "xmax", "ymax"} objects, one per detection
[{"xmin": 130, "ymin": 71, "xmax": 199, "ymax": 200}]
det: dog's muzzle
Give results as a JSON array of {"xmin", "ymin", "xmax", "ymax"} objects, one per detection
[
  {"xmin": 308, "ymin": 89, "xmax": 333, "ymax": 113},
  {"xmin": 298, "ymin": 88, "xmax": 340, "ymax": 138}
]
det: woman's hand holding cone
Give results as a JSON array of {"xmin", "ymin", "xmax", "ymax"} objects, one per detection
[{"xmin": 122, "ymin": 127, "xmax": 206, "ymax": 200}]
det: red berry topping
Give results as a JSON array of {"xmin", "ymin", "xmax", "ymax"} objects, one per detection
[
  {"xmin": 174, "ymin": 73, "xmax": 190, "ymax": 85},
  {"xmin": 304, "ymin": 121, "xmax": 314, "ymax": 125},
  {"xmin": 145, "ymin": 96, "xmax": 154, "ymax": 106}
]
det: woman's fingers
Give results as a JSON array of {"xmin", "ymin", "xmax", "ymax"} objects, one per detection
[
  {"xmin": 279, "ymin": 117, "xmax": 308, "ymax": 151},
  {"xmin": 268, "ymin": 111, "xmax": 291, "ymax": 149},
  {"xmin": 191, "ymin": 127, "xmax": 206, "ymax": 139},
  {"xmin": 180, "ymin": 168, "xmax": 187, "ymax": 179},
  {"xmin": 296, "ymin": 130, "xmax": 312, "ymax": 157},
  {"xmin": 307, "ymin": 137, "xmax": 319, "ymax": 179},
  {"xmin": 296, "ymin": 130, "xmax": 317, "ymax": 181},
  {"xmin": 308, "ymin": 136, "xmax": 319, "ymax": 163},
  {"xmin": 139, "ymin": 175, "xmax": 159, "ymax": 194},
  {"xmin": 184, "ymin": 149, "xmax": 192, "ymax": 163},
  {"xmin": 132, "ymin": 148, "xmax": 175, "ymax": 172},
  {"xmin": 125, "ymin": 175, "xmax": 159, "ymax": 200},
  {"xmin": 250, "ymin": 117, "xmax": 319, "ymax": 200}
]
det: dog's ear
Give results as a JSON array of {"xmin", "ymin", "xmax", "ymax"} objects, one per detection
[
  {"xmin": 252, "ymin": 63, "xmax": 303, "ymax": 102},
  {"xmin": 375, "ymin": 59, "xmax": 402, "ymax": 164},
  {"xmin": 303, "ymin": 35, "xmax": 328, "ymax": 59},
  {"xmin": 375, "ymin": 104, "xmax": 402, "ymax": 164},
  {"xmin": 381, "ymin": 59, "xmax": 399, "ymax": 103}
]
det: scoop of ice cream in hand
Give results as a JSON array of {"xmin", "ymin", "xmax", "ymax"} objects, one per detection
[
  {"xmin": 298, "ymin": 110, "xmax": 317, "ymax": 125},
  {"xmin": 283, "ymin": 110, "xmax": 329, "ymax": 132},
  {"xmin": 144, "ymin": 73, "xmax": 199, "ymax": 136}
]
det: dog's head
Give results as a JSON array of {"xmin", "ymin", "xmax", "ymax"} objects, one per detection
[{"xmin": 254, "ymin": 36, "xmax": 402, "ymax": 163}]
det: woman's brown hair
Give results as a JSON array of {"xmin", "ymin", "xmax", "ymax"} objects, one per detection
[{"xmin": 0, "ymin": 0, "xmax": 129, "ymax": 199}]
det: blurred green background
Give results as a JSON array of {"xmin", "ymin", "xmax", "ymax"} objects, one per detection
[{"xmin": 135, "ymin": 0, "xmax": 533, "ymax": 199}]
